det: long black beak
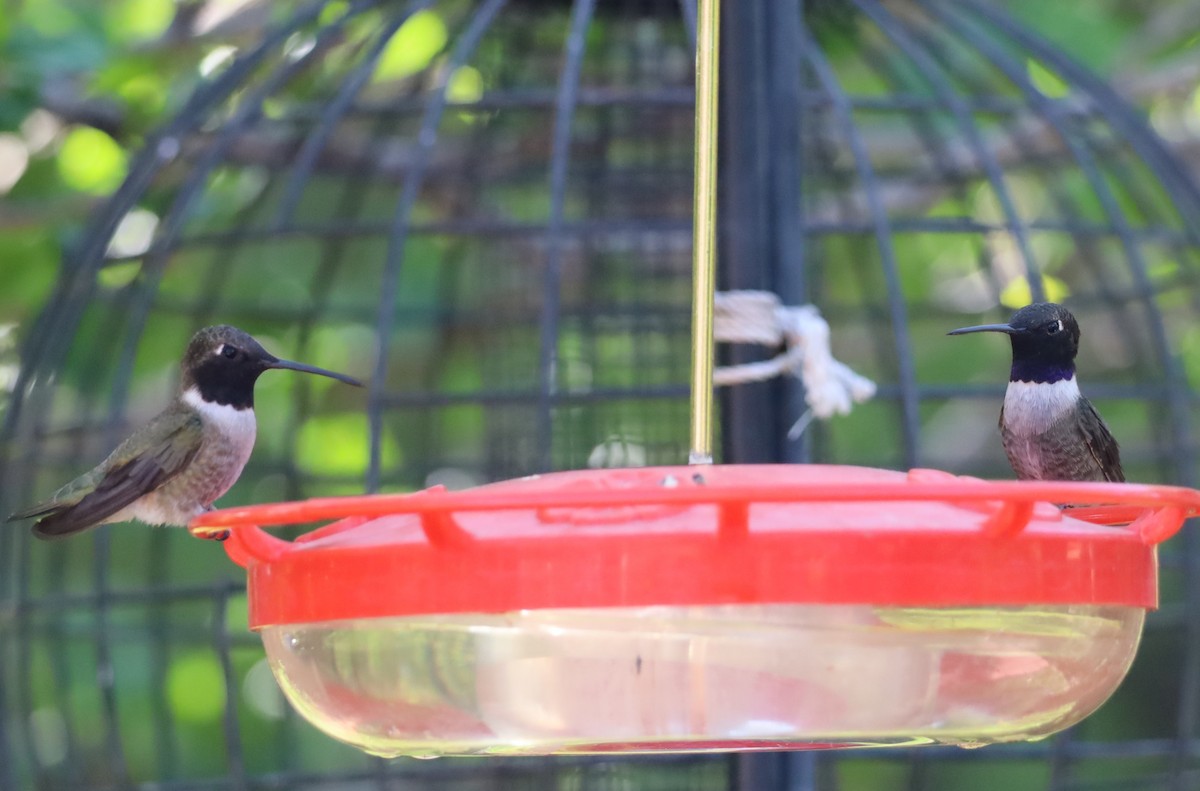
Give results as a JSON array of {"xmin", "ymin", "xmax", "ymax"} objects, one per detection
[
  {"xmin": 947, "ymin": 323, "xmax": 1023, "ymax": 336},
  {"xmin": 267, "ymin": 357, "xmax": 363, "ymax": 387}
]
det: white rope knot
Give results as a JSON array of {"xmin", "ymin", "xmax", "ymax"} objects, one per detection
[{"xmin": 712, "ymin": 290, "xmax": 876, "ymax": 438}]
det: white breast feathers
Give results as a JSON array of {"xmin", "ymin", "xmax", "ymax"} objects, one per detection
[
  {"xmin": 1003, "ymin": 377, "xmax": 1080, "ymax": 435},
  {"xmin": 182, "ymin": 387, "xmax": 258, "ymax": 437}
]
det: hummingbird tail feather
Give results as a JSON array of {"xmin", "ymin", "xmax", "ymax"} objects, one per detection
[
  {"xmin": 30, "ymin": 511, "xmax": 97, "ymax": 541},
  {"xmin": 6, "ymin": 501, "xmax": 63, "ymax": 522},
  {"xmin": 7, "ymin": 501, "xmax": 90, "ymax": 541},
  {"xmin": 6, "ymin": 497, "xmax": 104, "ymax": 540},
  {"xmin": 24, "ymin": 483, "xmax": 140, "ymax": 538}
]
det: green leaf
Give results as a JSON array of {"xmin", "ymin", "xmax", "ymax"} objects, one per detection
[
  {"xmin": 1000, "ymin": 274, "xmax": 1070, "ymax": 309},
  {"xmin": 105, "ymin": 0, "xmax": 174, "ymax": 42},
  {"xmin": 317, "ymin": 0, "xmax": 351, "ymax": 27},
  {"xmin": 1026, "ymin": 58, "xmax": 1070, "ymax": 99},
  {"xmin": 166, "ymin": 653, "xmax": 225, "ymax": 724},
  {"xmin": 93, "ymin": 55, "xmax": 170, "ymax": 124},
  {"xmin": 372, "ymin": 10, "xmax": 447, "ymax": 82},
  {"xmin": 56, "ymin": 126, "xmax": 127, "ymax": 194},
  {"xmin": 297, "ymin": 413, "xmax": 403, "ymax": 476},
  {"xmin": 447, "ymin": 66, "xmax": 483, "ymax": 103},
  {"xmin": 97, "ymin": 261, "xmax": 141, "ymax": 289}
]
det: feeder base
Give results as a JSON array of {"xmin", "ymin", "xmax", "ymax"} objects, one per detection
[{"xmin": 261, "ymin": 603, "xmax": 1142, "ymax": 757}]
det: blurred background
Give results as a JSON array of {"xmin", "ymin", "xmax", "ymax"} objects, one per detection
[{"xmin": 2, "ymin": 0, "xmax": 1200, "ymax": 789}]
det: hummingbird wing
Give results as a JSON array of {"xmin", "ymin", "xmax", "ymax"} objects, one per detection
[
  {"xmin": 1079, "ymin": 399, "xmax": 1125, "ymax": 483},
  {"xmin": 11, "ymin": 411, "xmax": 204, "ymax": 540}
]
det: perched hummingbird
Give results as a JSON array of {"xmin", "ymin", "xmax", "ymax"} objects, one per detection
[
  {"xmin": 948, "ymin": 302, "xmax": 1124, "ymax": 483},
  {"xmin": 8, "ymin": 325, "xmax": 362, "ymax": 540}
]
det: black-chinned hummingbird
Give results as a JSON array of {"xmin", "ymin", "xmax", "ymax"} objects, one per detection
[
  {"xmin": 8, "ymin": 325, "xmax": 362, "ymax": 540},
  {"xmin": 948, "ymin": 302, "xmax": 1124, "ymax": 483}
]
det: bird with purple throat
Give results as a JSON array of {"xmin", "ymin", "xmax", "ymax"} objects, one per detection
[
  {"xmin": 948, "ymin": 302, "xmax": 1124, "ymax": 483},
  {"xmin": 8, "ymin": 325, "xmax": 363, "ymax": 540}
]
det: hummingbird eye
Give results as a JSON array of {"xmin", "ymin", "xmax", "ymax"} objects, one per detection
[
  {"xmin": 1046, "ymin": 320, "xmax": 1063, "ymax": 335},
  {"xmin": 220, "ymin": 344, "xmax": 239, "ymax": 359}
]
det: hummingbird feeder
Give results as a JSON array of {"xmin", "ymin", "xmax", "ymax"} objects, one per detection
[
  {"xmin": 197, "ymin": 466, "xmax": 1200, "ymax": 757},
  {"xmin": 191, "ymin": 0, "xmax": 1200, "ymax": 759}
]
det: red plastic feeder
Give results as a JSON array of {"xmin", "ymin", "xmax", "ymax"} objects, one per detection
[{"xmin": 192, "ymin": 464, "xmax": 1200, "ymax": 757}]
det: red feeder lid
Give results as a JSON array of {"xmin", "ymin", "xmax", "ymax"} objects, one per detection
[{"xmin": 189, "ymin": 465, "xmax": 1200, "ymax": 629}]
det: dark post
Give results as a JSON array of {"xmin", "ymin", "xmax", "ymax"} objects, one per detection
[
  {"xmin": 720, "ymin": 0, "xmax": 815, "ymax": 788},
  {"xmin": 718, "ymin": 0, "xmax": 810, "ymax": 466}
]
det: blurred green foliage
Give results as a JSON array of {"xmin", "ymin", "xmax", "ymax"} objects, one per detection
[
  {"xmin": 374, "ymin": 9, "xmax": 448, "ymax": 81},
  {"xmin": 56, "ymin": 127, "xmax": 127, "ymax": 193}
]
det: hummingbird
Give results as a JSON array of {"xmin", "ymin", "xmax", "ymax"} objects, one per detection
[
  {"xmin": 8, "ymin": 325, "xmax": 362, "ymax": 541},
  {"xmin": 948, "ymin": 302, "xmax": 1124, "ymax": 483}
]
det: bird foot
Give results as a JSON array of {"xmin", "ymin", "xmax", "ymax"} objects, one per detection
[{"xmin": 189, "ymin": 524, "xmax": 231, "ymax": 542}]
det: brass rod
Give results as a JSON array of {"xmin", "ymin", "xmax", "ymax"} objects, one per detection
[{"xmin": 688, "ymin": 0, "xmax": 720, "ymax": 465}]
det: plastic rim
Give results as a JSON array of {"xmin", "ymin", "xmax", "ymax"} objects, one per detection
[{"xmin": 189, "ymin": 465, "xmax": 1200, "ymax": 629}]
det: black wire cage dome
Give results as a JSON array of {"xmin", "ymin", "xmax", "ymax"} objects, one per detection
[{"xmin": 3, "ymin": 0, "xmax": 1200, "ymax": 789}]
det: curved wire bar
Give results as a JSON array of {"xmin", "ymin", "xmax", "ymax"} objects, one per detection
[
  {"xmin": 535, "ymin": 0, "xmax": 596, "ymax": 473},
  {"xmin": 954, "ymin": 2, "xmax": 1200, "ymax": 474},
  {"xmin": 367, "ymin": 0, "xmax": 510, "ymax": 491},
  {"xmin": 87, "ymin": 15, "xmax": 380, "ymax": 786},
  {"xmin": 103, "ymin": 10, "xmax": 374, "ymax": 440},
  {"xmin": 269, "ymin": 9, "xmax": 412, "ymax": 230},
  {"xmin": 0, "ymin": 0, "xmax": 345, "ymax": 463},
  {"xmin": 901, "ymin": 14, "xmax": 1156, "ymax": 423},
  {"xmin": 0, "ymin": 644, "xmax": 9, "ymax": 790},
  {"xmin": 850, "ymin": 32, "xmax": 1005, "ymax": 311},
  {"xmin": 211, "ymin": 583, "xmax": 247, "ymax": 790},
  {"xmin": 927, "ymin": 7, "xmax": 1200, "ymax": 784},
  {"xmin": 145, "ymin": 530, "xmax": 178, "ymax": 779},
  {"xmin": 924, "ymin": 0, "xmax": 1193, "ymax": 483},
  {"xmin": 799, "ymin": 25, "xmax": 923, "ymax": 468},
  {"xmin": 279, "ymin": 102, "xmax": 413, "ymax": 501},
  {"xmin": 91, "ymin": 532, "xmax": 133, "ymax": 787},
  {"xmin": 965, "ymin": 4, "xmax": 1200, "ymax": 239},
  {"xmin": 26, "ymin": 2, "xmax": 355, "ymax": 440},
  {"xmin": 13, "ymin": 547, "xmax": 87, "ymax": 788},
  {"xmin": 852, "ymin": 0, "xmax": 1044, "ymax": 304},
  {"xmin": 2, "ymin": 5, "xmax": 361, "ymax": 787}
]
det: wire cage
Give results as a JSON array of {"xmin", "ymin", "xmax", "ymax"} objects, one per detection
[{"xmin": 2, "ymin": 0, "xmax": 1200, "ymax": 789}]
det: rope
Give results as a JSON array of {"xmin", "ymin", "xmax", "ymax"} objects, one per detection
[{"xmin": 712, "ymin": 291, "xmax": 876, "ymax": 438}]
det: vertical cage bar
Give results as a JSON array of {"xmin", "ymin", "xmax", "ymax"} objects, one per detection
[
  {"xmin": 719, "ymin": 0, "xmax": 808, "ymax": 465},
  {"xmin": 536, "ymin": 0, "xmax": 594, "ymax": 473}
]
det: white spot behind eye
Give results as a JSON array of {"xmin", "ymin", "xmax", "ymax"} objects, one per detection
[{"xmin": 215, "ymin": 344, "xmax": 227, "ymax": 356}]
